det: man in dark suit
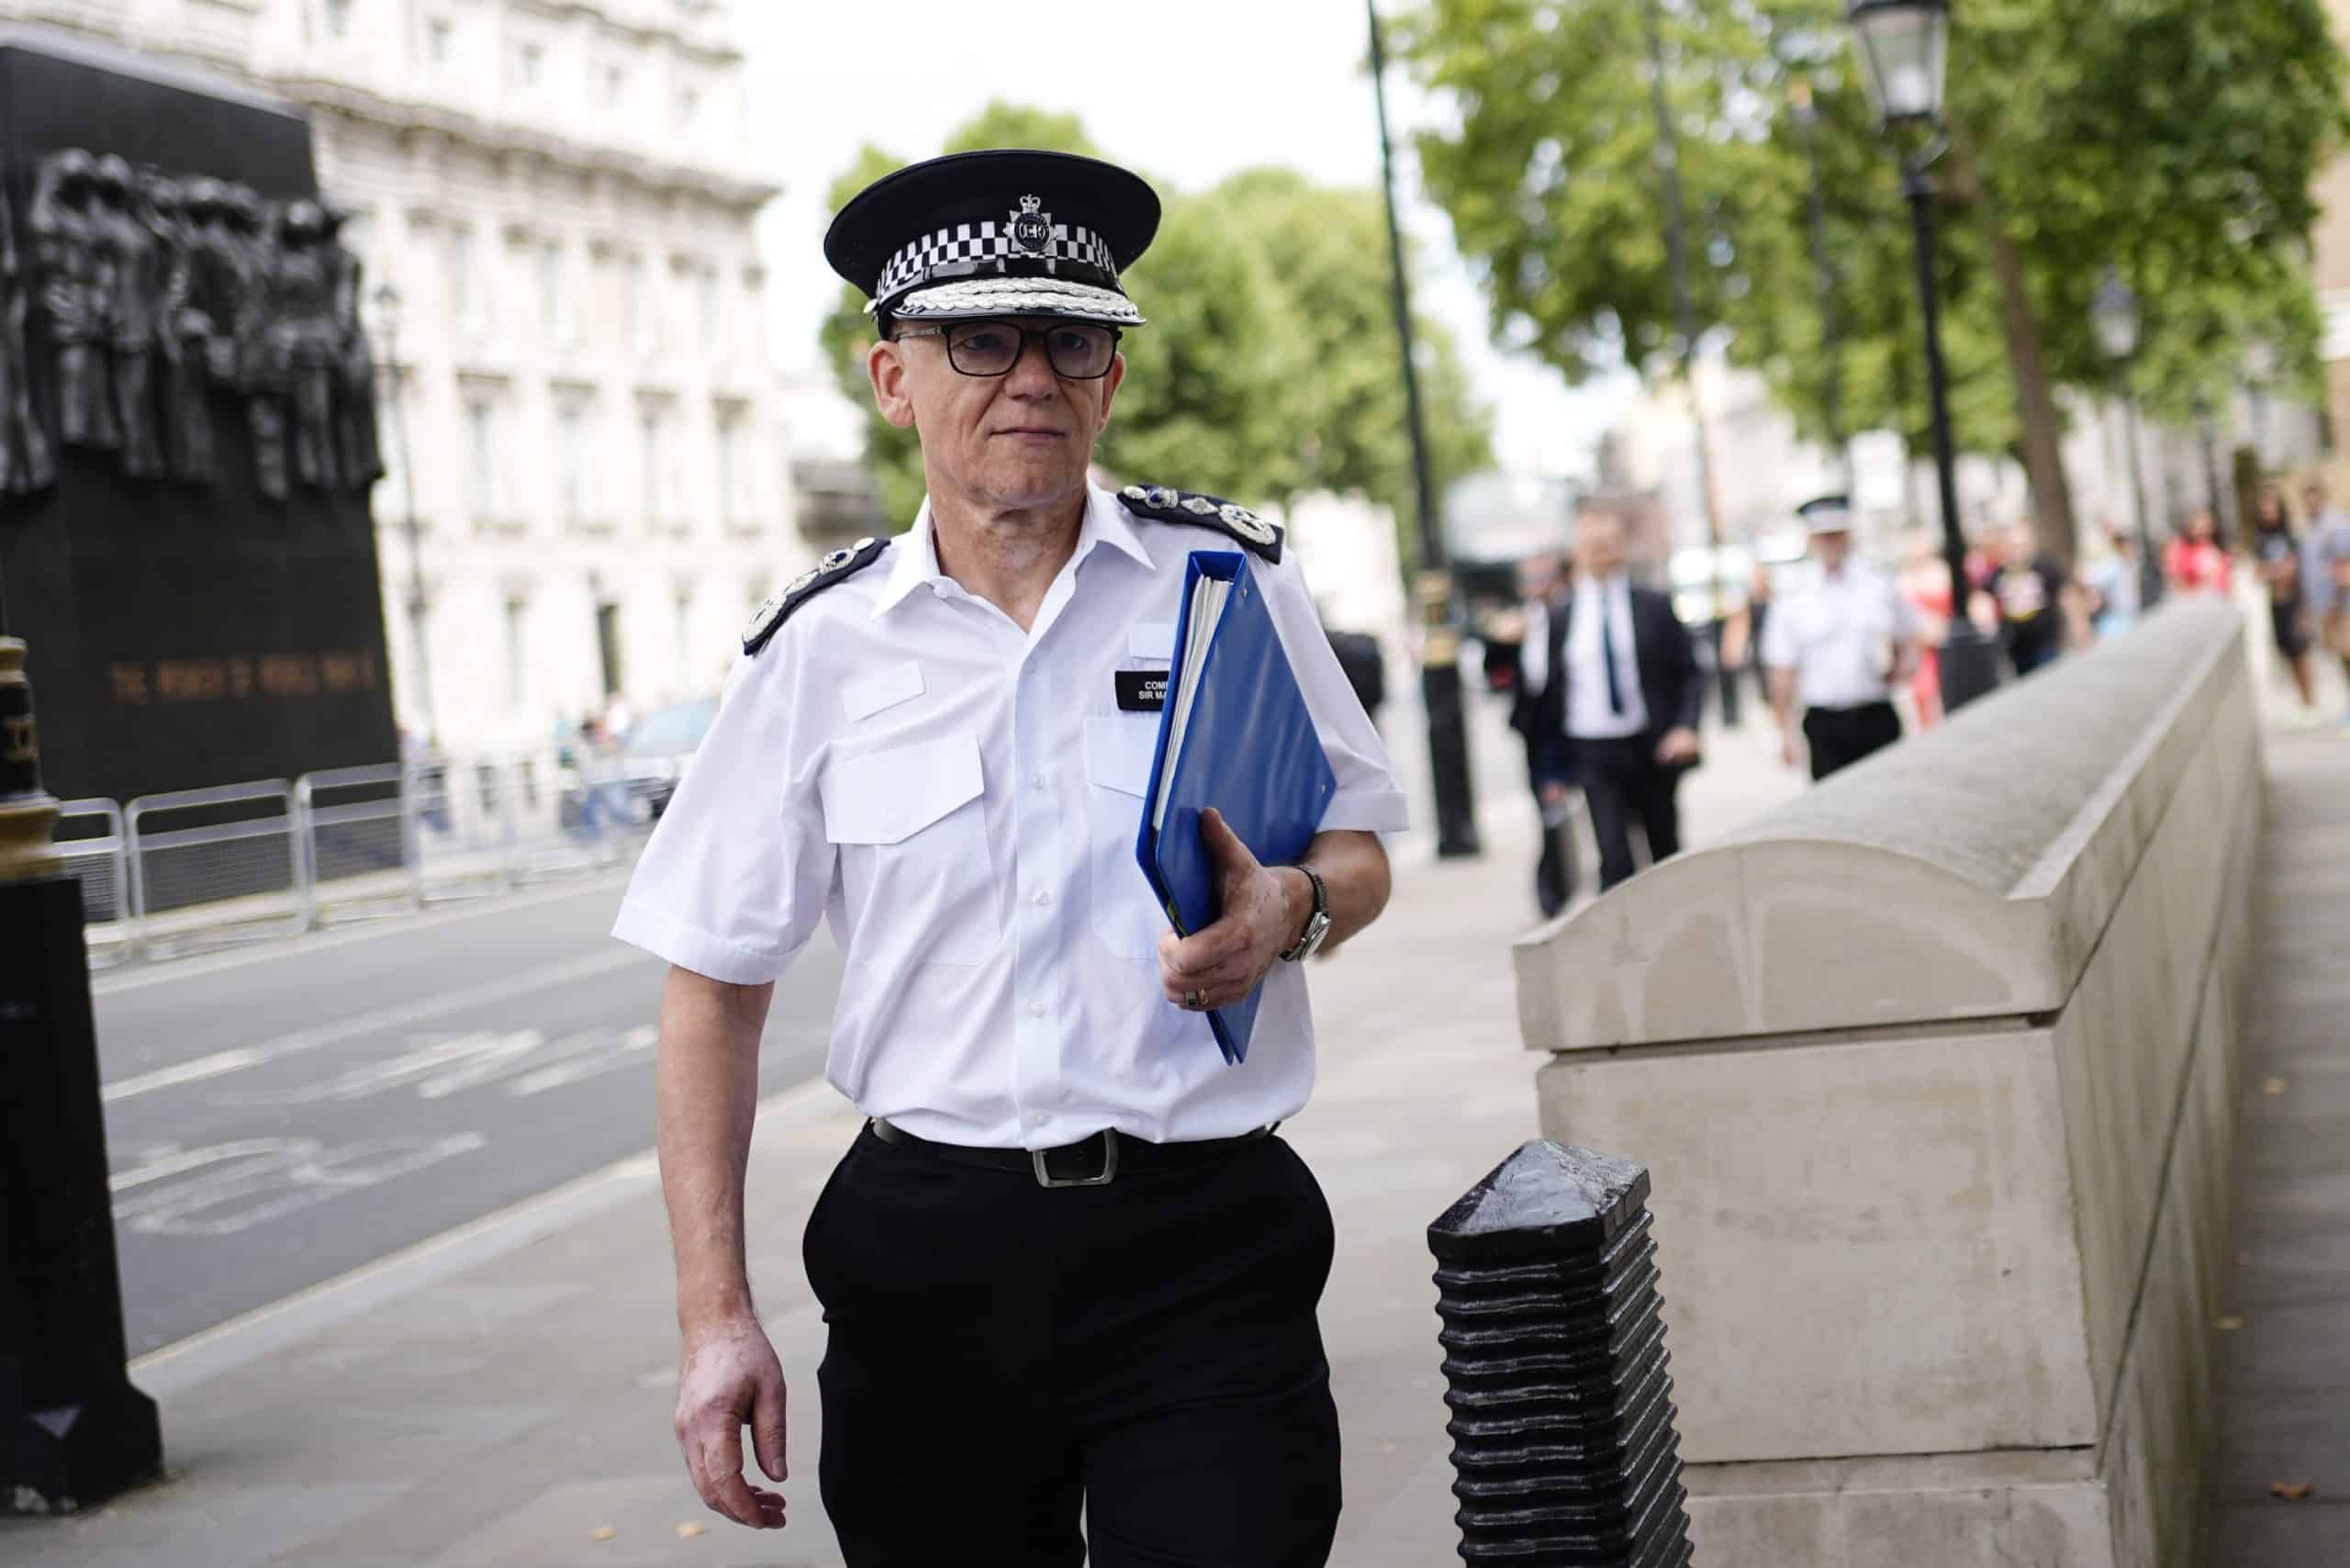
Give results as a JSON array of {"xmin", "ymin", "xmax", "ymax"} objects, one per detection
[
  {"xmin": 1507, "ymin": 549, "xmax": 1580, "ymax": 917},
  {"xmin": 1518, "ymin": 513, "xmax": 1705, "ymax": 892}
]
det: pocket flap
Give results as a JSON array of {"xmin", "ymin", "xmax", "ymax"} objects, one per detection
[
  {"xmin": 1128, "ymin": 622, "xmax": 1175, "ymax": 662},
  {"xmin": 822, "ymin": 733, "xmax": 984, "ymax": 845},
  {"xmin": 1084, "ymin": 714, "xmax": 1159, "ymax": 799}
]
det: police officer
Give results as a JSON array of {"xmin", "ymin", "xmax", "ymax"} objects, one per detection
[
  {"xmin": 1762, "ymin": 495, "xmax": 1923, "ymax": 780},
  {"xmin": 613, "ymin": 150, "xmax": 1409, "ymax": 1565}
]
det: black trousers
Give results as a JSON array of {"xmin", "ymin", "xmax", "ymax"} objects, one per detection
[
  {"xmin": 1803, "ymin": 701, "xmax": 1903, "ymax": 781},
  {"xmin": 1525, "ymin": 737, "xmax": 1578, "ymax": 918},
  {"xmin": 805, "ymin": 1125, "xmax": 1342, "ymax": 1566},
  {"xmin": 1571, "ymin": 734, "xmax": 1683, "ymax": 892}
]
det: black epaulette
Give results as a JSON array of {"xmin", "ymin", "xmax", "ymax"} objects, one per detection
[
  {"xmin": 1116, "ymin": 484, "xmax": 1284, "ymax": 564},
  {"xmin": 742, "ymin": 535, "xmax": 890, "ymax": 655}
]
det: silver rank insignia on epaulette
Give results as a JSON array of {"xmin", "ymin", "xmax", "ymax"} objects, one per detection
[
  {"xmin": 1117, "ymin": 483, "xmax": 1284, "ymax": 563},
  {"xmin": 742, "ymin": 535, "xmax": 889, "ymax": 656}
]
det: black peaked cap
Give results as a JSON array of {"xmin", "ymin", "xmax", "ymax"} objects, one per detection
[{"xmin": 824, "ymin": 148, "xmax": 1161, "ymax": 326}]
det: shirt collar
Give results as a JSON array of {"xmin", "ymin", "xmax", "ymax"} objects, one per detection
[{"xmin": 867, "ymin": 485, "xmax": 1155, "ymax": 622}]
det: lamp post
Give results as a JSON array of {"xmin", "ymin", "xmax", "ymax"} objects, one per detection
[
  {"xmin": 1848, "ymin": 0, "xmax": 1999, "ymax": 712},
  {"xmin": 2090, "ymin": 267, "xmax": 2161, "ymax": 611},
  {"xmin": 1791, "ymin": 76, "xmax": 1850, "ymax": 490},
  {"xmin": 370, "ymin": 280, "xmax": 438, "ymax": 748},
  {"xmin": 1368, "ymin": 0, "xmax": 1479, "ymax": 857},
  {"xmin": 1642, "ymin": 0, "xmax": 1738, "ymax": 722}
]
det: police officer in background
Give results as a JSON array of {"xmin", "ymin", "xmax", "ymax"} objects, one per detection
[
  {"xmin": 1762, "ymin": 496, "xmax": 1924, "ymax": 780},
  {"xmin": 612, "ymin": 150, "xmax": 1409, "ymax": 1565}
]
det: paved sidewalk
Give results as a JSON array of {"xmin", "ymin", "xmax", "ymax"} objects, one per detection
[
  {"xmin": 2200, "ymin": 725, "xmax": 2350, "ymax": 1564},
  {"xmin": 0, "ymin": 713, "xmax": 1797, "ymax": 1568}
]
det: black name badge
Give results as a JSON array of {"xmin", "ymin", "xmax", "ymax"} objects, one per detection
[{"xmin": 1115, "ymin": 670, "xmax": 1168, "ymax": 711}]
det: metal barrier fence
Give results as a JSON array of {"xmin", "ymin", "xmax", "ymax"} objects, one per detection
[
  {"xmin": 127, "ymin": 780, "xmax": 308, "ymax": 957},
  {"xmin": 62, "ymin": 749, "xmax": 684, "ymax": 967},
  {"xmin": 54, "ymin": 799, "xmax": 134, "ymax": 968}
]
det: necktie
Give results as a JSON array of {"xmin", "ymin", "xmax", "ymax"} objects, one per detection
[{"xmin": 1600, "ymin": 590, "xmax": 1627, "ymax": 716}]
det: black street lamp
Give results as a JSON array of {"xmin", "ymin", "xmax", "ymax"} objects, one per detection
[
  {"xmin": 370, "ymin": 280, "xmax": 439, "ymax": 748},
  {"xmin": 1368, "ymin": 0, "xmax": 1479, "ymax": 857},
  {"xmin": 2090, "ymin": 267, "xmax": 2162, "ymax": 610},
  {"xmin": 1848, "ymin": 0, "xmax": 2000, "ymax": 712}
]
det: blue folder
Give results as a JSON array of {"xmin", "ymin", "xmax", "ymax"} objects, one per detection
[{"xmin": 1135, "ymin": 551, "xmax": 1337, "ymax": 1064}]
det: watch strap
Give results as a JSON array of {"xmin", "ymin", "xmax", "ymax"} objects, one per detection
[{"xmin": 1280, "ymin": 865, "xmax": 1330, "ymax": 962}]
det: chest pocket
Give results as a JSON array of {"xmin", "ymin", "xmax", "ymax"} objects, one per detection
[
  {"xmin": 1083, "ymin": 714, "xmax": 1166, "ymax": 960},
  {"xmin": 821, "ymin": 732, "xmax": 998, "ymax": 967}
]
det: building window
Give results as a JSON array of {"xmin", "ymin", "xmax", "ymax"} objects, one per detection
[
  {"xmin": 446, "ymin": 226, "xmax": 476, "ymax": 330},
  {"xmin": 674, "ymin": 589, "xmax": 693, "ymax": 689},
  {"xmin": 556, "ymin": 404, "xmax": 587, "ymax": 522},
  {"xmin": 622, "ymin": 254, "xmax": 646, "ymax": 347},
  {"xmin": 715, "ymin": 413, "xmax": 739, "ymax": 525},
  {"xmin": 697, "ymin": 267, "xmax": 718, "ymax": 350},
  {"xmin": 540, "ymin": 241, "xmax": 568, "ymax": 344},
  {"xmin": 596, "ymin": 601, "xmax": 624, "ymax": 700},
  {"xmin": 676, "ymin": 87, "xmax": 699, "ymax": 129},
  {"xmin": 640, "ymin": 409, "xmax": 664, "ymax": 528},
  {"xmin": 515, "ymin": 42, "xmax": 542, "ymax": 87},
  {"xmin": 466, "ymin": 399, "xmax": 502, "ymax": 520},
  {"xmin": 324, "ymin": 0, "xmax": 352, "ymax": 39},
  {"xmin": 426, "ymin": 17, "xmax": 452, "ymax": 62},
  {"xmin": 503, "ymin": 597, "xmax": 528, "ymax": 711},
  {"xmin": 604, "ymin": 65, "xmax": 625, "ymax": 106}
]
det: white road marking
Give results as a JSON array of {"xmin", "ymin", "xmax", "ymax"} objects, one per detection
[
  {"xmin": 204, "ymin": 1023, "xmax": 661, "ymax": 1106},
  {"xmin": 98, "ymin": 946, "xmax": 649, "ymax": 1103},
  {"xmin": 98, "ymin": 1047, "xmax": 267, "ymax": 1102},
  {"xmin": 110, "ymin": 1134, "xmax": 489, "ymax": 1236},
  {"xmin": 128, "ymin": 1076, "xmax": 843, "ymax": 1397}
]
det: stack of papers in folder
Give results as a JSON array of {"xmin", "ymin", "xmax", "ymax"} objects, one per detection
[{"xmin": 1135, "ymin": 551, "xmax": 1337, "ymax": 1064}]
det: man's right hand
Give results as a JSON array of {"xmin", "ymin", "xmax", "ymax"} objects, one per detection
[
  {"xmin": 1780, "ymin": 731, "xmax": 1803, "ymax": 770},
  {"xmin": 675, "ymin": 1317, "xmax": 790, "ymax": 1530}
]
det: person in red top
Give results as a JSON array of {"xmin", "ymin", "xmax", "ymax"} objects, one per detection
[{"xmin": 2164, "ymin": 508, "xmax": 2234, "ymax": 597}]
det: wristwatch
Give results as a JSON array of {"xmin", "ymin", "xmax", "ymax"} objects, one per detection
[{"xmin": 1280, "ymin": 865, "xmax": 1332, "ymax": 963}]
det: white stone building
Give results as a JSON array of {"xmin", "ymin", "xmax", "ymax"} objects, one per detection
[{"xmin": 1, "ymin": 0, "xmax": 808, "ymax": 755}]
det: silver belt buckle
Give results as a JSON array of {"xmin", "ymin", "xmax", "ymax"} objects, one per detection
[{"xmin": 1032, "ymin": 1128, "xmax": 1119, "ymax": 1189}]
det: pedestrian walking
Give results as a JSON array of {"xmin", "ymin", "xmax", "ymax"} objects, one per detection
[
  {"xmin": 1506, "ymin": 549, "xmax": 1579, "ymax": 915},
  {"xmin": 612, "ymin": 150, "xmax": 1406, "ymax": 1566},
  {"xmin": 2250, "ymin": 483, "xmax": 2320, "ymax": 714},
  {"xmin": 1763, "ymin": 496, "xmax": 1923, "ymax": 781},
  {"xmin": 1984, "ymin": 522, "xmax": 2069, "ymax": 678},
  {"xmin": 2082, "ymin": 518, "xmax": 2143, "ymax": 641},
  {"xmin": 1895, "ymin": 529, "xmax": 1952, "ymax": 728},
  {"xmin": 2302, "ymin": 477, "xmax": 2350, "ymax": 725},
  {"xmin": 2164, "ymin": 507, "xmax": 2233, "ymax": 598},
  {"xmin": 1517, "ymin": 513, "xmax": 1704, "ymax": 893}
]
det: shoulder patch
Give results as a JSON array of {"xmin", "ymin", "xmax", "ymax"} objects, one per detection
[
  {"xmin": 1117, "ymin": 484, "xmax": 1283, "ymax": 564},
  {"xmin": 743, "ymin": 536, "xmax": 890, "ymax": 655}
]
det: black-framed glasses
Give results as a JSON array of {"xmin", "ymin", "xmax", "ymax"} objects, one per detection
[{"xmin": 893, "ymin": 318, "xmax": 1122, "ymax": 380}]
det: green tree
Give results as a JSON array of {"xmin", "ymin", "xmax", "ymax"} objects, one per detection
[
  {"xmin": 1212, "ymin": 168, "xmax": 1494, "ymax": 545},
  {"xmin": 1394, "ymin": 0, "xmax": 2347, "ymax": 561},
  {"xmin": 815, "ymin": 106, "xmax": 1490, "ymax": 549}
]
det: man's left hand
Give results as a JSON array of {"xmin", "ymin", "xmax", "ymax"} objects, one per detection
[
  {"xmin": 1158, "ymin": 808, "xmax": 1306, "ymax": 1014},
  {"xmin": 1655, "ymin": 727, "xmax": 1702, "ymax": 767}
]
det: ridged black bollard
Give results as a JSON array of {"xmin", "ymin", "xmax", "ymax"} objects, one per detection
[{"xmin": 1428, "ymin": 1139, "xmax": 1691, "ymax": 1566}]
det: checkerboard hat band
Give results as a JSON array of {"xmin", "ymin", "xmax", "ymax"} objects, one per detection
[{"xmin": 873, "ymin": 218, "xmax": 1119, "ymax": 307}]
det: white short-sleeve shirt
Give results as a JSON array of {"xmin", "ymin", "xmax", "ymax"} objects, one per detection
[
  {"xmin": 1759, "ymin": 559, "xmax": 1920, "ymax": 711},
  {"xmin": 612, "ymin": 483, "xmax": 1412, "ymax": 1149}
]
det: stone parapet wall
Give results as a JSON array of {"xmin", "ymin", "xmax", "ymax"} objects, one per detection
[{"xmin": 1518, "ymin": 600, "xmax": 2260, "ymax": 1567}]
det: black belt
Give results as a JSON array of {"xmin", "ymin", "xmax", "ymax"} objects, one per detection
[{"xmin": 867, "ymin": 1117, "xmax": 1273, "ymax": 1189}]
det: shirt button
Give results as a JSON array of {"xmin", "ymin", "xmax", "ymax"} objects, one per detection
[
  {"xmin": 1031, "ymin": 769, "xmax": 1048, "ymax": 790},
  {"xmin": 1031, "ymin": 1111, "xmax": 1049, "ymax": 1127},
  {"xmin": 1027, "ymin": 998, "xmax": 1046, "ymax": 1017},
  {"xmin": 1030, "ymin": 887, "xmax": 1052, "ymax": 908}
]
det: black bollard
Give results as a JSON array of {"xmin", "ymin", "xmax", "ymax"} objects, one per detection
[
  {"xmin": 1428, "ymin": 1139, "xmax": 1692, "ymax": 1566},
  {"xmin": 1, "ymin": 636, "xmax": 162, "ymax": 1512}
]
